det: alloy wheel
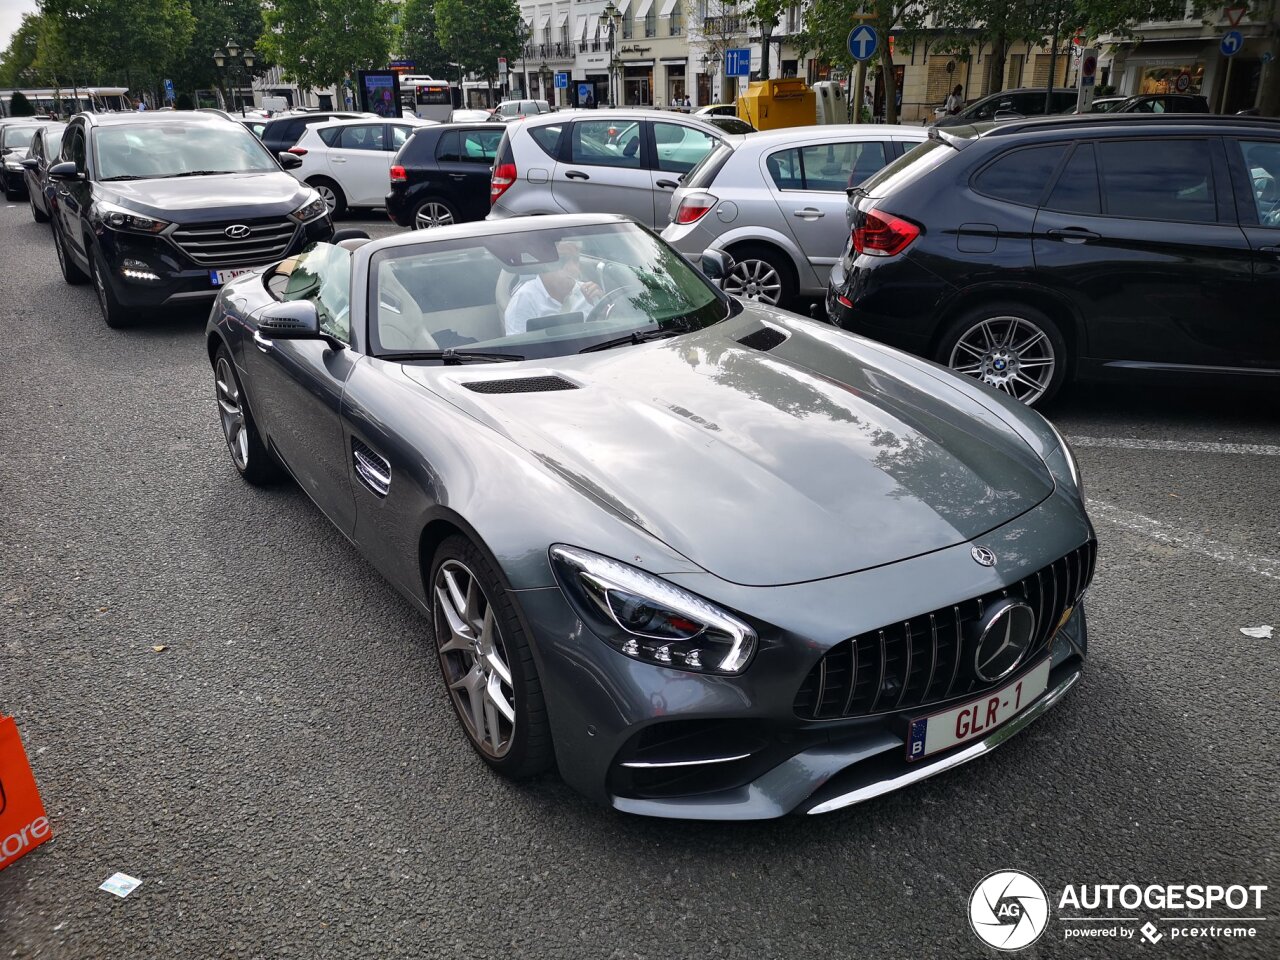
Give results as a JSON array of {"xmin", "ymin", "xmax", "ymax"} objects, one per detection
[
  {"xmin": 948, "ymin": 315, "xmax": 1057, "ymax": 405},
  {"xmin": 315, "ymin": 184, "xmax": 338, "ymax": 213},
  {"xmin": 214, "ymin": 357, "xmax": 250, "ymax": 469},
  {"xmin": 433, "ymin": 559, "xmax": 517, "ymax": 758},
  {"xmin": 414, "ymin": 202, "xmax": 454, "ymax": 229},
  {"xmin": 723, "ymin": 258, "xmax": 782, "ymax": 304}
]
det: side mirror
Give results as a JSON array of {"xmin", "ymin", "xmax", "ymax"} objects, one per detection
[
  {"xmin": 278, "ymin": 151, "xmax": 303, "ymax": 170},
  {"xmin": 258, "ymin": 299, "xmax": 321, "ymax": 339},
  {"xmin": 700, "ymin": 248, "xmax": 735, "ymax": 285},
  {"xmin": 48, "ymin": 161, "xmax": 81, "ymax": 181},
  {"xmin": 21, "ymin": 157, "xmax": 39, "ymax": 170}
]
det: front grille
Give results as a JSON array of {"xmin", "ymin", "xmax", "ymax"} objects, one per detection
[
  {"xmin": 462, "ymin": 376, "xmax": 577, "ymax": 394},
  {"xmin": 170, "ymin": 217, "xmax": 298, "ymax": 267},
  {"xmin": 794, "ymin": 540, "xmax": 1096, "ymax": 721}
]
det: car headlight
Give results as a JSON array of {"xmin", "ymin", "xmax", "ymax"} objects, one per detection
[
  {"xmin": 290, "ymin": 193, "xmax": 328, "ymax": 223},
  {"xmin": 550, "ymin": 545, "xmax": 757, "ymax": 675},
  {"xmin": 1043, "ymin": 418, "xmax": 1082, "ymax": 496},
  {"xmin": 95, "ymin": 200, "xmax": 169, "ymax": 234}
]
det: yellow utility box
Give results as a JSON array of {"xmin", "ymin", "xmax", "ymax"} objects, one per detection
[{"xmin": 736, "ymin": 78, "xmax": 816, "ymax": 130}]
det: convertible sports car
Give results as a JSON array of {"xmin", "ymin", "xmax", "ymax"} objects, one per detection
[{"xmin": 207, "ymin": 214, "xmax": 1095, "ymax": 819}]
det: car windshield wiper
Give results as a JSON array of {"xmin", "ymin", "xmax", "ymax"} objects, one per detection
[
  {"xmin": 386, "ymin": 349, "xmax": 524, "ymax": 364},
  {"xmin": 99, "ymin": 175, "xmax": 152, "ymax": 181},
  {"xmin": 165, "ymin": 170, "xmax": 243, "ymax": 178},
  {"xmin": 579, "ymin": 328, "xmax": 685, "ymax": 354}
]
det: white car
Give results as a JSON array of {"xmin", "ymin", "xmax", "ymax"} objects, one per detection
[{"xmin": 288, "ymin": 116, "xmax": 437, "ymax": 216}]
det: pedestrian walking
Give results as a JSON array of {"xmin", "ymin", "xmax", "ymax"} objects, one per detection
[{"xmin": 945, "ymin": 84, "xmax": 964, "ymax": 115}]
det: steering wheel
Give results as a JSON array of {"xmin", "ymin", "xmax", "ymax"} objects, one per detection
[{"xmin": 586, "ymin": 284, "xmax": 642, "ymax": 323}]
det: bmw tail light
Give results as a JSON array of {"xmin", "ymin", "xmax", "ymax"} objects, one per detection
[
  {"xmin": 674, "ymin": 193, "xmax": 717, "ymax": 225},
  {"xmin": 287, "ymin": 146, "xmax": 307, "ymax": 156},
  {"xmin": 852, "ymin": 209, "xmax": 920, "ymax": 257},
  {"xmin": 490, "ymin": 162, "xmax": 517, "ymax": 204},
  {"xmin": 390, "ymin": 164, "xmax": 407, "ymax": 184}
]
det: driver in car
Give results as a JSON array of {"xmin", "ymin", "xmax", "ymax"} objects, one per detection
[{"xmin": 504, "ymin": 242, "xmax": 604, "ymax": 335}]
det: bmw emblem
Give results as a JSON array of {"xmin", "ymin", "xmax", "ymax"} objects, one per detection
[
  {"xmin": 971, "ymin": 545, "xmax": 997, "ymax": 567},
  {"xmin": 993, "ymin": 358, "xmax": 1007, "ymax": 371}
]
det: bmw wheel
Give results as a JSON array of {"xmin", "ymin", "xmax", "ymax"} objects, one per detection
[
  {"xmin": 430, "ymin": 536, "xmax": 552, "ymax": 779},
  {"xmin": 213, "ymin": 345, "xmax": 282, "ymax": 485},
  {"xmin": 412, "ymin": 199, "xmax": 456, "ymax": 229},
  {"xmin": 722, "ymin": 243, "xmax": 796, "ymax": 309},
  {"xmin": 938, "ymin": 303, "xmax": 1067, "ymax": 406}
]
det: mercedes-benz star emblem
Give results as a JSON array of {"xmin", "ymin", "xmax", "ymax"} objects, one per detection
[
  {"xmin": 224, "ymin": 224, "xmax": 251, "ymax": 240},
  {"xmin": 971, "ymin": 545, "xmax": 997, "ymax": 566},
  {"xmin": 972, "ymin": 598, "xmax": 1037, "ymax": 683}
]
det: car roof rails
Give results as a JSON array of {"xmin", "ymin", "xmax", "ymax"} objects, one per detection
[{"xmin": 987, "ymin": 113, "xmax": 1280, "ymax": 137}]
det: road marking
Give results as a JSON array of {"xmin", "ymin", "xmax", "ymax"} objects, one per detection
[
  {"xmin": 1087, "ymin": 499, "xmax": 1280, "ymax": 582},
  {"xmin": 1070, "ymin": 436, "xmax": 1280, "ymax": 457}
]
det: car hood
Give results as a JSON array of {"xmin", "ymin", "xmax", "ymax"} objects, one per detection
[
  {"xmin": 403, "ymin": 316, "xmax": 1054, "ymax": 586},
  {"xmin": 101, "ymin": 172, "xmax": 308, "ymax": 221}
]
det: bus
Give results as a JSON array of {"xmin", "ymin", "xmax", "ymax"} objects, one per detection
[
  {"xmin": 404, "ymin": 78, "xmax": 457, "ymax": 121},
  {"xmin": 0, "ymin": 86, "xmax": 130, "ymax": 117}
]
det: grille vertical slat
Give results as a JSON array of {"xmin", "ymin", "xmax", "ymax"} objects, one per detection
[{"xmin": 793, "ymin": 541, "xmax": 1097, "ymax": 720}]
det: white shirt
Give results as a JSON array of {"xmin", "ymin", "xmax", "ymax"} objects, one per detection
[{"xmin": 503, "ymin": 275, "xmax": 592, "ymax": 336}]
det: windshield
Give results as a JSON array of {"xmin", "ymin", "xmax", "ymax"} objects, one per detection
[
  {"xmin": 370, "ymin": 222, "xmax": 727, "ymax": 361},
  {"xmin": 94, "ymin": 122, "xmax": 278, "ymax": 180},
  {"xmin": 2, "ymin": 126, "xmax": 40, "ymax": 149}
]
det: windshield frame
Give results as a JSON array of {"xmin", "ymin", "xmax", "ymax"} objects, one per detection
[
  {"xmin": 364, "ymin": 222, "xmax": 732, "ymax": 364},
  {"xmin": 91, "ymin": 119, "xmax": 280, "ymax": 181}
]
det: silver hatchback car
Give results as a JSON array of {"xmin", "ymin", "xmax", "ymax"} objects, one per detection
[
  {"xmin": 661, "ymin": 125, "xmax": 929, "ymax": 309},
  {"xmin": 488, "ymin": 110, "xmax": 734, "ymax": 229}
]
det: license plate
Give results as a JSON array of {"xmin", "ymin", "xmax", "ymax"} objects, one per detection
[
  {"xmin": 906, "ymin": 657, "xmax": 1051, "ymax": 762},
  {"xmin": 210, "ymin": 268, "xmax": 255, "ymax": 286}
]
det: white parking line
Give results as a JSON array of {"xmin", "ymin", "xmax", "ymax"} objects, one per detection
[
  {"xmin": 1070, "ymin": 437, "xmax": 1280, "ymax": 457},
  {"xmin": 1086, "ymin": 499, "xmax": 1280, "ymax": 582}
]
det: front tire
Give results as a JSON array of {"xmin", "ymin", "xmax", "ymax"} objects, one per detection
[
  {"xmin": 90, "ymin": 246, "xmax": 131, "ymax": 329},
  {"xmin": 430, "ymin": 536, "xmax": 553, "ymax": 780},
  {"xmin": 53, "ymin": 220, "xmax": 88, "ymax": 284},
  {"xmin": 31, "ymin": 193, "xmax": 49, "ymax": 223},
  {"xmin": 935, "ymin": 302, "xmax": 1067, "ymax": 406},
  {"xmin": 213, "ymin": 345, "xmax": 282, "ymax": 485},
  {"xmin": 723, "ymin": 243, "xmax": 797, "ymax": 309},
  {"xmin": 308, "ymin": 177, "xmax": 347, "ymax": 219}
]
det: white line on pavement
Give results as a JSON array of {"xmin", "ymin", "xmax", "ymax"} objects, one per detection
[
  {"xmin": 1086, "ymin": 499, "xmax": 1280, "ymax": 583},
  {"xmin": 1070, "ymin": 436, "xmax": 1280, "ymax": 457}
]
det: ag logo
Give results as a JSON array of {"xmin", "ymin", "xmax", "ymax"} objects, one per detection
[{"xmin": 969, "ymin": 870, "xmax": 1050, "ymax": 950}]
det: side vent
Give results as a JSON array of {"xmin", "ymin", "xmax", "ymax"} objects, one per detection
[
  {"xmin": 462, "ymin": 376, "xmax": 578, "ymax": 394},
  {"xmin": 352, "ymin": 437, "xmax": 390, "ymax": 498},
  {"xmin": 736, "ymin": 327, "xmax": 788, "ymax": 352}
]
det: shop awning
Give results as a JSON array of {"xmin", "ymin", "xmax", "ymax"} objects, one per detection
[
  {"xmin": 634, "ymin": 0, "xmax": 655, "ymax": 20},
  {"xmin": 614, "ymin": 0, "xmax": 633, "ymax": 14},
  {"xmin": 658, "ymin": 0, "xmax": 679, "ymax": 15},
  {"xmin": 575, "ymin": 15, "xmax": 588, "ymax": 41},
  {"xmin": 556, "ymin": 11, "xmax": 569, "ymax": 28},
  {"xmin": 538, "ymin": 13, "xmax": 551, "ymax": 30}
]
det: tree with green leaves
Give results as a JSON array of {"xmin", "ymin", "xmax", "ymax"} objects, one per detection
[
  {"xmin": 0, "ymin": 13, "xmax": 47, "ymax": 87},
  {"xmin": 401, "ymin": 0, "xmax": 452, "ymax": 80},
  {"xmin": 39, "ymin": 0, "xmax": 196, "ymax": 93},
  {"xmin": 8, "ymin": 91, "xmax": 35, "ymax": 116},
  {"xmin": 167, "ymin": 0, "xmax": 268, "ymax": 110},
  {"xmin": 435, "ymin": 0, "xmax": 523, "ymax": 92},
  {"xmin": 745, "ymin": 0, "xmax": 784, "ymax": 79},
  {"xmin": 259, "ymin": 0, "xmax": 398, "ymax": 93}
]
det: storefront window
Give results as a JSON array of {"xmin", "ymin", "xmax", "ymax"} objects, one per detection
[
  {"xmin": 1139, "ymin": 63, "xmax": 1203, "ymax": 95},
  {"xmin": 667, "ymin": 65, "xmax": 686, "ymax": 105}
]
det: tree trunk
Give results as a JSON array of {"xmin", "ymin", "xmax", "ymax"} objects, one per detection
[{"xmin": 988, "ymin": 35, "xmax": 1008, "ymax": 95}]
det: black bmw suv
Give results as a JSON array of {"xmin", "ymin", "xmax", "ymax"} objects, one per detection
[
  {"xmin": 49, "ymin": 111, "xmax": 333, "ymax": 327},
  {"xmin": 827, "ymin": 115, "xmax": 1280, "ymax": 405}
]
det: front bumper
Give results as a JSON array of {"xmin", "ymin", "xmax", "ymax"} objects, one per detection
[
  {"xmin": 516, "ymin": 493, "xmax": 1095, "ymax": 820},
  {"xmin": 94, "ymin": 215, "xmax": 332, "ymax": 309}
]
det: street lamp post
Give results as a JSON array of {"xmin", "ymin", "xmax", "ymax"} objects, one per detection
[
  {"xmin": 539, "ymin": 61, "xmax": 552, "ymax": 106},
  {"xmin": 599, "ymin": 1, "xmax": 623, "ymax": 107},
  {"xmin": 212, "ymin": 39, "xmax": 256, "ymax": 115},
  {"xmin": 700, "ymin": 51, "xmax": 723, "ymax": 105}
]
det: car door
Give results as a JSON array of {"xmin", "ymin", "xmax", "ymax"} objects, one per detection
[
  {"xmin": 435, "ymin": 126, "xmax": 503, "ymax": 221},
  {"xmin": 771, "ymin": 139, "xmax": 894, "ymax": 289},
  {"xmin": 327, "ymin": 123, "xmax": 390, "ymax": 205},
  {"xmin": 1031, "ymin": 136, "xmax": 1257, "ymax": 368},
  {"xmin": 552, "ymin": 118, "xmax": 655, "ymax": 224},
  {"xmin": 55, "ymin": 120, "xmax": 92, "ymax": 270},
  {"xmin": 1226, "ymin": 136, "xmax": 1280, "ymax": 368},
  {"xmin": 241, "ymin": 245, "xmax": 358, "ymax": 533},
  {"xmin": 649, "ymin": 120, "xmax": 720, "ymax": 227}
]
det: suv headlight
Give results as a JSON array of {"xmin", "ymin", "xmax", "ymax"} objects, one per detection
[
  {"xmin": 290, "ymin": 193, "xmax": 328, "ymax": 223},
  {"xmin": 1044, "ymin": 419, "xmax": 1082, "ymax": 496},
  {"xmin": 550, "ymin": 545, "xmax": 757, "ymax": 675},
  {"xmin": 95, "ymin": 201, "xmax": 169, "ymax": 234}
]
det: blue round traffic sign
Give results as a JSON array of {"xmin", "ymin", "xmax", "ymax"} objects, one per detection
[
  {"xmin": 847, "ymin": 25, "xmax": 878, "ymax": 63},
  {"xmin": 1221, "ymin": 30, "xmax": 1243, "ymax": 57}
]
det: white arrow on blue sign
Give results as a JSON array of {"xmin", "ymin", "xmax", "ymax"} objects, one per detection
[
  {"xmin": 555, "ymin": 72, "xmax": 569, "ymax": 89},
  {"xmin": 1221, "ymin": 30, "xmax": 1243, "ymax": 57},
  {"xmin": 725, "ymin": 48, "xmax": 751, "ymax": 78},
  {"xmin": 847, "ymin": 25, "xmax": 878, "ymax": 63}
]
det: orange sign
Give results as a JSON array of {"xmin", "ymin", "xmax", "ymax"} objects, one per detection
[
  {"xmin": 0, "ymin": 716, "xmax": 52, "ymax": 872},
  {"xmin": 1225, "ymin": 6, "xmax": 1246, "ymax": 26}
]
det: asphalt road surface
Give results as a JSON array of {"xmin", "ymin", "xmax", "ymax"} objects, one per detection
[{"xmin": 1, "ymin": 202, "xmax": 1277, "ymax": 959}]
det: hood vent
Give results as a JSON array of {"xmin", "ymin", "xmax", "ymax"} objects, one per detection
[
  {"xmin": 462, "ymin": 376, "xmax": 578, "ymax": 394},
  {"xmin": 736, "ymin": 327, "xmax": 788, "ymax": 352}
]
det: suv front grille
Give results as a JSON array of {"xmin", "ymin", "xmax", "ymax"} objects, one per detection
[
  {"xmin": 794, "ymin": 540, "xmax": 1096, "ymax": 721},
  {"xmin": 170, "ymin": 217, "xmax": 298, "ymax": 267}
]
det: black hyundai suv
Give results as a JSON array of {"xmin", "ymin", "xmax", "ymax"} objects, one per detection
[
  {"xmin": 826, "ymin": 115, "xmax": 1280, "ymax": 405},
  {"xmin": 385, "ymin": 123, "xmax": 504, "ymax": 228},
  {"xmin": 49, "ymin": 111, "xmax": 333, "ymax": 327}
]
